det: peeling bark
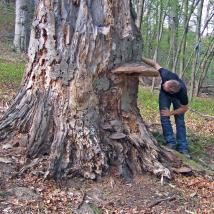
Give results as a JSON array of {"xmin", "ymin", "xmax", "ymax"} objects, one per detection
[{"xmin": 0, "ymin": 0, "xmax": 171, "ymax": 180}]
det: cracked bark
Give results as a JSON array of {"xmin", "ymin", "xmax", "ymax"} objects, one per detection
[{"xmin": 0, "ymin": 0, "xmax": 171, "ymax": 180}]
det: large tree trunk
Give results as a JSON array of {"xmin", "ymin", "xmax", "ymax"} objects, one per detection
[{"xmin": 0, "ymin": 0, "xmax": 171, "ymax": 180}]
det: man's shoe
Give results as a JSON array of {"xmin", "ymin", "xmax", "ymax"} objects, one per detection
[
  {"xmin": 179, "ymin": 150, "xmax": 191, "ymax": 159},
  {"xmin": 166, "ymin": 143, "xmax": 176, "ymax": 150}
]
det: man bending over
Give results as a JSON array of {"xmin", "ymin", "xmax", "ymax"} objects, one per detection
[{"xmin": 142, "ymin": 57, "xmax": 189, "ymax": 155}]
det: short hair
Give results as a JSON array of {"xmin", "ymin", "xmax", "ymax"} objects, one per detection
[{"xmin": 167, "ymin": 80, "xmax": 181, "ymax": 93}]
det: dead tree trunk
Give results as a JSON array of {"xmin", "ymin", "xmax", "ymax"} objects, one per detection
[{"xmin": 0, "ymin": 0, "xmax": 171, "ymax": 180}]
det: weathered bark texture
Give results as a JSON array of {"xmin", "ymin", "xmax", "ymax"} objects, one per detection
[{"xmin": 0, "ymin": 0, "xmax": 171, "ymax": 180}]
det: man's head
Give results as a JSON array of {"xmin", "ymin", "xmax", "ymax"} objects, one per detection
[{"xmin": 163, "ymin": 80, "xmax": 181, "ymax": 94}]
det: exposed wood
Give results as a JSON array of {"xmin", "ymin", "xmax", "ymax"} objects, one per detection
[{"xmin": 111, "ymin": 62, "xmax": 159, "ymax": 76}]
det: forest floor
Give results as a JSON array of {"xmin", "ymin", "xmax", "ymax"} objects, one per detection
[{"xmin": 0, "ymin": 42, "xmax": 214, "ymax": 214}]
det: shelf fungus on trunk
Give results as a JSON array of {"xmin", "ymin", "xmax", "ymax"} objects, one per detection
[{"xmin": 111, "ymin": 62, "xmax": 159, "ymax": 77}]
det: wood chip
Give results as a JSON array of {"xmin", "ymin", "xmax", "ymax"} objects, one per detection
[
  {"xmin": 0, "ymin": 157, "xmax": 13, "ymax": 164},
  {"xmin": 173, "ymin": 167, "xmax": 192, "ymax": 174},
  {"xmin": 109, "ymin": 133, "xmax": 126, "ymax": 140},
  {"xmin": 2, "ymin": 143, "xmax": 13, "ymax": 150}
]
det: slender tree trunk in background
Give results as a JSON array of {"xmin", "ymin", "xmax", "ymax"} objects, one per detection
[
  {"xmin": 0, "ymin": 0, "xmax": 171, "ymax": 180},
  {"xmin": 173, "ymin": 0, "xmax": 201, "ymax": 76},
  {"xmin": 135, "ymin": 0, "xmax": 145, "ymax": 29},
  {"xmin": 189, "ymin": 0, "xmax": 204, "ymax": 100},
  {"xmin": 166, "ymin": 15, "xmax": 172, "ymax": 68},
  {"xmin": 145, "ymin": 1, "xmax": 152, "ymax": 57},
  {"xmin": 169, "ymin": 0, "xmax": 179, "ymax": 71},
  {"xmin": 1, "ymin": 0, "xmax": 9, "ymax": 6},
  {"xmin": 182, "ymin": 7, "xmax": 214, "ymax": 78},
  {"xmin": 13, "ymin": 0, "xmax": 35, "ymax": 52},
  {"xmin": 194, "ymin": 1, "xmax": 214, "ymax": 95},
  {"xmin": 179, "ymin": 0, "xmax": 189, "ymax": 78},
  {"xmin": 13, "ymin": 0, "xmax": 27, "ymax": 51},
  {"xmin": 151, "ymin": 0, "xmax": 164, "ymax": 91},
  {"xmin": 26, "ymin": 0, "xmax": 35, "ymax": 50},
  {"xmin": 135, "ymin": 0, "xmax": 144, "ymax": 86}
]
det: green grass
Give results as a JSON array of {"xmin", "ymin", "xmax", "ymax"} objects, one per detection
[
  {"xmin": 90, "ymin": 205, "xmax": 102, "ymax": 214},
  {"xmin": 188, "ymin": 133, "xmax": 214, "ymax": 154},
  {"xmin": 0, "ymin": 59, "xmax": 25, "ymax": 86},
  {"xmin": 191, "ymin": 97, "xmax": 214, "ymax": 116},
  {"xmin": 138, "ymin": 87, "xmax": 159, "ymax": 111}
]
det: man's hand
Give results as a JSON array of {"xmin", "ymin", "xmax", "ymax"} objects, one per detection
[
  {"xmin": 160, "ymin": 105, "xmax": 188, "ymax": 117},
  {"xmin": 142, "ymin": 57, "xmax": 162, "ymax": 70},
  {"xmin": 160, "ymin": 109, "xmax": 172, "ymax": 117}
]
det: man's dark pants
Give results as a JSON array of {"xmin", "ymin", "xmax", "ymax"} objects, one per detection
[{"xmin": 159, "ymin": 90, "xmax": 188, "ymax": 152}]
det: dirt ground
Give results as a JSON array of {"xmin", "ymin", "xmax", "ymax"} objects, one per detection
[{"xmin": 0, "ymin": 154, "xmax": 213, "ymax": 214}]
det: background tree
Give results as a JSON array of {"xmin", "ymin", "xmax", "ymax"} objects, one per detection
[
  {"xmin": 179, "ymin": 0, "xmax": 189, "ymax": 78},
  {"xmin": 140, "ymin": 0, "xmax": 214, "ymax": 97},
  {"xmin": 13, "ymin": 0, "xmax": 34, "ymax": 52},
  {"xmin": 195, "ymin": 37, "xmax": 214, "ymax": 95},
  {"xmin": 189, "ymin": 0, "xmax": 204, "ymax": 100},
  {"xmin": 135, "ymin": 0, "xmax": 145, "ymax": 29},
  {"xmin": 151, "ymin": 0, "xmax": 166, "ymax": 91}
]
